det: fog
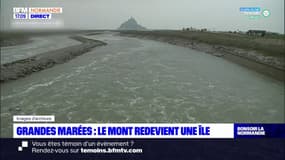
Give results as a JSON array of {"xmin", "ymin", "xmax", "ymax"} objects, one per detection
[{"xmin": 1, "ymin": 0, "xmax": 284, "ymax": 33}]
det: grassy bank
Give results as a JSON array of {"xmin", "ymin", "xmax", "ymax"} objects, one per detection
[
  {"xmin": 120, "ymin": 30, "xmax": 285, "ymax": 58},
  {"xmin": 120, "ymin": 30, "xmax": 284, "ymax": 81}
]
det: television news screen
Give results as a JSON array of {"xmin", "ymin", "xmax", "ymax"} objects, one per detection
[{"xmin": 0, "ymin": 0, "xmax": 284, "ymax": 159}]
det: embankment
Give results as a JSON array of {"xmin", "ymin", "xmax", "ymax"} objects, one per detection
[
  {"xmin": 1, "ymin": 36, "xmax": 107, "ymax": 83},
  {"xmin": 120, "ymin": 31, "xmax": 284, "ymax": 81}
]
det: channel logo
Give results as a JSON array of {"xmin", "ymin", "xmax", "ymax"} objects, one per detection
[
  {"xmin": 262, "ymin": 9, "xmax": 271, "ymax": 17},
  {"xmin": 13, "ymin": 8, "xmax": 28, "ymax": 19},
  {"xmin": 239, "ymin": 7, "xmax": 271, "ymax": 20},
  {"xmin": 13, "ymin": 7, "xmax": 62, "ymax": 20},
  {"xmin": 239, "ymin": 7, "xmax": 261, "ymax": 15}
]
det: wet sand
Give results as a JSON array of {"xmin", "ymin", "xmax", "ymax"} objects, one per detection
[{"xmin": 1, "ymin": 36, "xmax": 107, "ymax": 83}]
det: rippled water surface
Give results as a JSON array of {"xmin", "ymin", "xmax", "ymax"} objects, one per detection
[
  {"xmin": 1, "ymin": 33, "xmax": 284, "ymax": 137},
  {"xmin": 1, "ymin": 35, "xmax": 81, "ymax": 64}
]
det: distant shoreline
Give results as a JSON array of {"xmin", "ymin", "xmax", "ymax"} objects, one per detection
[
  {"xmin": 0, "ymin": 33, "xmax": 32, "ymax": 47},
  {"xmin": 1, "ymin": 36, "xmax": 107, "ymax": 83},
  {"xmin": 119, "ymin": 30, "xmax": 284, "ymax": 81}
]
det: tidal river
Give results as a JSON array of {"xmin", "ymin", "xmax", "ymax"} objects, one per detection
[{"xmin": 1, "ymin": 33, "xmax": 284, "ymax": 137}]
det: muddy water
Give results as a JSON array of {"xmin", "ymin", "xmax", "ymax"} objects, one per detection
[
  {"xmin": 1, "ymin": 35, "xmax": 81, "ymax": 64},
  {"xmin": 1, "ymin": 33, "xmax": 284, "ymax": 137}
]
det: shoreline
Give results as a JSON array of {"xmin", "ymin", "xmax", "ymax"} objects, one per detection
[
  {"xmin": 120, "ymin": 32, "xmax": 284, "ymax": 81},
  {"xmin": 1, "ymin": 32, "xmax": 33, "ymax": 47},
  {"xmin": 0, "ymin": 36, "xmax": 107, "ymax": 83}
]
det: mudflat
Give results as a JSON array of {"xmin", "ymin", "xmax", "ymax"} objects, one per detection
[{"xmin": 1, "ymin": 36, "xmax": 107, "ymax": 83}]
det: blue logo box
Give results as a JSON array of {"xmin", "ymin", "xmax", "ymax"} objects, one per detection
[{"xmin": 240, "ymin": 7, "xmax": 261, "ymax": 12}]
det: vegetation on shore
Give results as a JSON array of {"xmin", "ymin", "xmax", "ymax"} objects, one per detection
[{"xmin": 120, "ymin": 30, "xmax": 285, "ymax": 58}]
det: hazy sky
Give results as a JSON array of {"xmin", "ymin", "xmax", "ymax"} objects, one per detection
[{"xmin": 1, "ymin": 0, "xmax": 284, "ymax": 33}]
